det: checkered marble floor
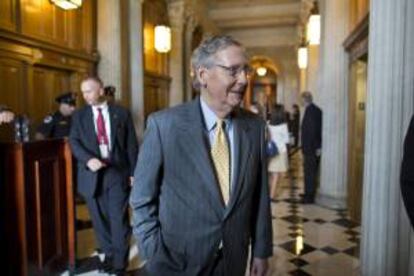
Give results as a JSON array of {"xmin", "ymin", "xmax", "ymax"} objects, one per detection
[
  {"xmin": 268, "ymin": 152, "xmax": 361, "ymax": 276},
  {"xmin": 64, "ymin": 151, "xmax": 361, "ymax": 275}
]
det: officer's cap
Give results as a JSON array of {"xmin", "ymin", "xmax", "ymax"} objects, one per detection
[{"xmin": 55, "ymin": 92, "xmax": 76, "ymax": 106}]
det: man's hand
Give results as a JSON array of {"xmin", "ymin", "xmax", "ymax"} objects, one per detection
[
  {"xmin": 129, "ymin": 176, "xmax": 134, "ymax": 186},
  {"xmin": 86, "ymin": 158, "xmax": 105, "ymax": 172},
  {"xmin": 0, "ymin": 110, "xmax": 15, "ymax": 125},
  {"xmin": 250, "ymin": 257, "xmax": 268, "ymax": 276}
]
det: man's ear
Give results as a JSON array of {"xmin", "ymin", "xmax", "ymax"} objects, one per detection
[{"xmin": 197, "ymin": 66, "xmax": 209, "ymax": 88}]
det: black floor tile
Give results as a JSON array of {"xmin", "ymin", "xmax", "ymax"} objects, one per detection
[
  {"xmin": 281, "ymin": 215, "xmax": 309, "ymax": 224},
  {"xmin": 289, "ymin": 268, "xmax": 312, "ymax": 276},
  {"xmin": 289, "ymin": 258, "xmax": 309, "ymax": 267},
  {"xmin": 320, "ymin": 246, "xmax": 339, "ymax": 255},
  {"xmin": 313, "ymin": 218, "xmax": 326, "ymax": 224},
  {"xmin": 343, "ymin": 246, "xmax": 360, "ymax": 258},
  {"xmin": 332, "ymin": 218, "xmax": 359, "ymax": 228}
]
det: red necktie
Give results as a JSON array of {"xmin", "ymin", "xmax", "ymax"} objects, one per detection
[{"xmin": 96, "ymin": 108, "xmax": 109, "ymax": 145}]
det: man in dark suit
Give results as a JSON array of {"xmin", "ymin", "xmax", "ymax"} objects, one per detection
[
  {"xmin": 69, "ymin": 76, "xmax": 138, "ymax": 275},
  {"xmin": 130, "ymin": 36, "xmax": 272, "ymax": 276},
  {"xmin": 401, "ymin": 115, "xmax": 414, "ymax": 227},
  {"xmin": 300, "ymin": 91, "xmax": 322, "ymax": 204}
]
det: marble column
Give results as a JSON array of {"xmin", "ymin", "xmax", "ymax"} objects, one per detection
[
  {"xmin": 97, "ymin": 0, "xmax": 124, "ymax": 101},
  {"xmin": 128, "ymin": 0, "xmax": 145, "ymax": 140},
  {"xmin": 168, "ymin": 0, "xmax": 186, "ymax": 106},
  {"xmin": 361, "ymin": 0, "xmax": 414, "ymax": 275},
  {"xmin": 315, "ymin": 0, "xmax": 349, "ymax": 209}
]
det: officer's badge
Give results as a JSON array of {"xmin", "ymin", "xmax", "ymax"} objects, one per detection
[{"xmin": 43, "ymin": 115, "xmax": 53, "ymax": 124}]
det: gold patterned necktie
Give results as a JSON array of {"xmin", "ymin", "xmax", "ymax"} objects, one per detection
[{"xmin": 211, "ymin": 119, "xmax": 230, "ymax": 205}]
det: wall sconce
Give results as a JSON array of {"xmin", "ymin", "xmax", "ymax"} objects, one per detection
[
  {"xmin": 50, "ymin": 0, "xmax": 82, "ymax": 10},
  {"xmin": 256, "ymin": 67, "xmax": 267, "ymax": 77},
  {"xmin": 297, "ymin": 45, "xmax": 308, "ymax": 69},
  {"xmin": 307, "ymin": 1, "xmax": 320, "ymax": 45},
  {"xmin": 154, "ymin": 25, "xmax": 171, "ymax": 53}
]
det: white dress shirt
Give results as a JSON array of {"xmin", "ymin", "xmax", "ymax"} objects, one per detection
[{"xmin": 91, "ymin": 102, "xmax": 112, "ymax": 154}]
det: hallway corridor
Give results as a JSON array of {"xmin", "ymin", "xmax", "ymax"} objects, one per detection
[{"xmin": 268, "ymin": 152, "xmax": 360, "ymax": 275}]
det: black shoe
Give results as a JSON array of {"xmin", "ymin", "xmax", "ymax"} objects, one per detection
[{"xmin": 99, "ymin": 256, "xmax": 113, "ymax": 273}]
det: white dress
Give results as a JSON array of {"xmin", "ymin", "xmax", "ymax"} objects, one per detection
[{"xmin": 267, "ymin": 123, "xmax": 290, "ymax": 173}]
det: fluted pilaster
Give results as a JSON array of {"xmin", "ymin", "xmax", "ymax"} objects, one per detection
[
  {"xmin": 97, "ymin": 0, "xmax": 122, "ymax": 99},
  {"xmin": 168, "ymin": 0, "xmax": 186, "ymax": 106},
  {"xmin": 361, "ymin": 0, "xmax": 414, "ymax": 275},
  {"xmin": 316, "ymin": 0, "xmax": 349, "ymax": 209},
  {"xmin": 128, "ymin": 0, "xmax": 145, "ymax": 139}
]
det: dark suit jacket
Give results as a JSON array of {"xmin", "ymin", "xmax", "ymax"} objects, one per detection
[
  {"xmin": 301, "ymin": 103, "xmax": 322, "ymax": 155},
  {"xmin": 401, "ymin": 116, "xmax": 414, "ymax": 227},
  {"xmin": 69, "ymin": 104, "xmax": 138, "ymax": 198},
  {"xmin": 130, "ymin": 98, "xmax": 273, "ymax": 276}
]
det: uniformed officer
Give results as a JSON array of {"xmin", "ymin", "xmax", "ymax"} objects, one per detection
[{"xmin": 35, "ymin": 92, "xmax": 77, "ymax": 140}]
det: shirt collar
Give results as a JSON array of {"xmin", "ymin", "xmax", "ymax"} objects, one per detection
[
  {"xmin": 200, "ymin": 97, "xmax": 232, "ymax": 132},
  {"xmin": 92, "ymin": 101, "xmax": 108, "ymax": 112}
]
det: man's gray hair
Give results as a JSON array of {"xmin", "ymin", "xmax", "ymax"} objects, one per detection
[
  {"xmin": 301, "ymin": 91, "xmax": 313, "ymax": 103},
  {"xmin": 191, "ymin": 35, "xmax": 244, "ymax": 90}
]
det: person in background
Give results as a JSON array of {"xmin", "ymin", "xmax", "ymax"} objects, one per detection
[
  {"xmin": 104, "ymin": 85, "xmax": 116, "ymax": 104},
  {"xmin": 401, "ymin": 115, "xmax": 414, "ymax": 228},
  {"xmin": 300, "ymin": 91, "xmax": 322, "ymax": 204},
  {"xmin": 130, "ymin": 35, "xmax": 272, "ymax": 276},
  {"xmin": 267, "ymin": 104, "xmax": 290, "ymax": 199},
  {"xmin": 35, "ymin": 92, "xmax": 77, "ymax": 140},
  {"xmin": 290, "ymin": 104, "xmax": 300, "ymax": 148},
  {"xmin": 0, "ymin": 105, "xmax": 15, "ymax": 125},
  {"xmin": 69, "ymin": 76, "xmax": 138, "ymax": 275}
]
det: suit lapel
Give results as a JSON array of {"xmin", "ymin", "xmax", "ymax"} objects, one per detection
[
  {"xmin": 108, "ymin": 105, "xmax": 119, "ymax": 147},
  {"xmin": 224, "ymin": 113, "xmax": 251, "ymax": 219},
  {"xmin": 177, "ymin": 99, "xmax": 225, "ymax": 216},
  {"xmin": 83, "ymin": 107, "xmax": 100, "ymax": 154}
]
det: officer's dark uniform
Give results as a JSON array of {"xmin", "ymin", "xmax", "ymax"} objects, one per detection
[{"xmin": 37, "ymin": 92, "xmax": 76, "ymax": 139}]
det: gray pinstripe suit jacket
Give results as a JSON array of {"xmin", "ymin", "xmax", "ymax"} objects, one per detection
[{"xmin": 130, "ymin": 98, "xmax": 273, "ymax": 276}]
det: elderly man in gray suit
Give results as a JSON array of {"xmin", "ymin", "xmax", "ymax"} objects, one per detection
[{"xmin": 130, "ymin": 35, "xmax": 273, "ymax": 276}]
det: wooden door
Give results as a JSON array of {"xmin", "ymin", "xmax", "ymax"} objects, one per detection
[
  {"xmin": 29, "ymin": 67, "xmax": 71, "ymax": 128},
  {"xmin": 347, "ymin": 57, "xmax": 367, "ymax": 222}
]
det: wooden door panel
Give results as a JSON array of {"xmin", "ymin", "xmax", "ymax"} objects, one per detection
[
  {"xmin": 0, "ymin": 0, "xmax": 16, "ymax": 31},
  {"xmin": 0, "ymin": 57, "xmax": 25, "ymax": 113}
]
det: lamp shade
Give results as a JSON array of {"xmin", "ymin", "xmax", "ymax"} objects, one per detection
[
  {"xmin": 154, "ymin": 25, "xmax": 171, "ymax": 53},
  {"xmin": 256, "ymin": 67, "xmax": 267, "ymax": 77},
  {"xmin": 307, "ymin": 14, "xmax": 320, "ymax": 45},
  {"xmin": 50, "ymin": 0, "xmax": 82, "ymax": 10},
  {"xmin": 298, "ymin": 46, "xmax": 308, "ymax": 69}
]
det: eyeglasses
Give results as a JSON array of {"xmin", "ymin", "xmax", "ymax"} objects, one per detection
[{"xmin": 214, "ymin": 64, "xmax": 252, "ymax": 78}]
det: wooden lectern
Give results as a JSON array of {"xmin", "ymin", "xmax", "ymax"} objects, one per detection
[{"xmin": 1, "ymin": 139, "xmax": 76, "ymax": 275}]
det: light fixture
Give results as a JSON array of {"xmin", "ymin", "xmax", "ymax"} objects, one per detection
[
  {"xmin": 297, "ymin": 44, "xmax": 308, "ymax": 69},
  {"xmin": 256, "ymin": 66, "xmax": 267, "ymax": 77},
  {"xmin": 306, "ymin": 1, "xmax": 320, "ymax": 45},
  {"xmin": 50, "ymin": 0, "xmax": 82, "ymax": 10},
  {"xmin": 154, "ymin": 25, "xmax": 171, "ymax": 53}
]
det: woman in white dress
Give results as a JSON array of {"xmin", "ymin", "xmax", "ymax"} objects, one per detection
[{"xmin": 267, "ymin": 104, "xmax": 290, "ymax": 199}]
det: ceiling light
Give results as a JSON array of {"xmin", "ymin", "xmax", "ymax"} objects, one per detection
[{"xmin": 50, "ymin": 0, "xmax": 82, "ymax": 10}]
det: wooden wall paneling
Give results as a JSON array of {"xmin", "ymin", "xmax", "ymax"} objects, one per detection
[
  {"xmin": 22, "ymin": 140, "xmax": 74, "ymax": 274},
  {"xmin": 29, "ymin": 66, "xmax": 71, "ymax": 128},
  {"xmin": 0, "ymin": 0, "xmax": 17, "ymax": 31},
  {"xmin": 0, "ymin": 57, "xmax": 25, "ymax": 113},
  {"xmin": 1, "ymin": 142, "xmax": 27, "ymax": 276}
]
